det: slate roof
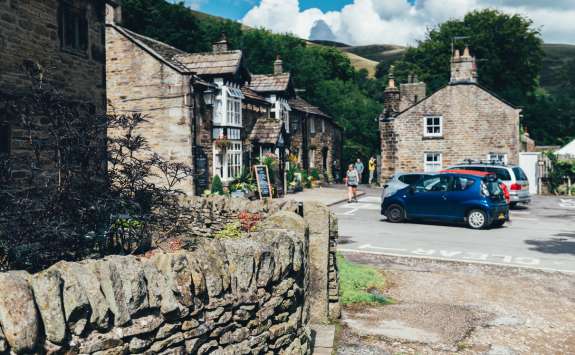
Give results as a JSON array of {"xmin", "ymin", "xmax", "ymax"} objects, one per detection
[
  {"xmin": 110, "ymin": 25, "xmax": 190, "ymax": 73},
  {"xmin": 250, "ymin": 73, "xmax": 292, "ymax": 93},
  {"xmin": 289, "ymin": 96, "xmax": 330, "ymax": 119},
  {"xmin": 175, "ymin": 50, "xmax": 243, "ymax": 76},
  {"xmin": 242, "ymin": 87, "xmax": 270, "ymax": 105},
  {"xmin": 249, "ymin": 118, "xmax": 283, "ymax": 145}
]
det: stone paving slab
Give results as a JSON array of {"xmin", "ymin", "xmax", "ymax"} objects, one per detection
[
  {"xmin": 312, "ymin": 324, "xmax": 336, "ymax": 354},
  {"xmin": 282, "ymin": 184, "xmax": 367, "ymax": 206}
]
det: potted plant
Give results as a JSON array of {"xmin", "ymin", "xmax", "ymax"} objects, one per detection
[{"xmin": 214, "ymin": 135, "xmax": 231, "ymax": 151}]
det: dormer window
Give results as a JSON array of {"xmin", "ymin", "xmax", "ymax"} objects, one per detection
[
  {"xmin": 59, "ymin": 2, "xmax": 89, "ymax": 53},
  {"xmin": 423, "ymin": 116, "xmax": 442, "ymax": 137}
]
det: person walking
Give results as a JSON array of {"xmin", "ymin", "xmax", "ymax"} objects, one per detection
[
  {"xmin": 354, "ymin": 158, "xmax": 364, "ymax": 184},
  {"xmin": 368, "ymin": 156, "xmax": 377, "ymax": 185},
  {"xmin": 345, "ymin": 164, "xmax": 359, "ymax": 203}
]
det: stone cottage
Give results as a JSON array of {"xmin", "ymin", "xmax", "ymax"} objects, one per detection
[
  {"xmin": 105, "ymin": 10, "xmax": 216, "ymax": 195},
  {"xmin": 379, "ymin": 47, "xmax": 521, "ymax": 179},
  {"xmin": 1, "ymin": 0, "xmax": 112, "ymax": 185},
  {"xmin": 289, "ymin": 97, "xmax": 343, "ymax": 181}
]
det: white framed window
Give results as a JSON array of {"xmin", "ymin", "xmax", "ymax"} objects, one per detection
[
  {"xmin": 424, "ymin": 152, "xmax": 442, "ymax": 172},
  {"xmin": 487, "ymin": 153, "xmax": 507, "ymax": 164},
  {"xmin": 213, "ymin": 141, "xmax": 242, "ymax": 181},
  {"xmin": 309, "ymin": 149, "xmax": 315, "ymax": 168},
  {"xmin": 423, "ymin": 116, "xmax": 443, "ymax": 137},
  {"xmin": 226, "ymin": 97, "xmax": 241, "ymax": 126},
  {"xmin": 310, "ymin": 118, "xmax": 316, "ymax": 134}
]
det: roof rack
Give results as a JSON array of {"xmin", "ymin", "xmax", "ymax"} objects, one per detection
[{"xmin": 460, "ymin": 159, "xmax": 507, "ymax": 166}]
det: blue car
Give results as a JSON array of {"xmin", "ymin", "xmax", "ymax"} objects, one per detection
[{"xmin": 381, "ymin": 172, "xmax": 509, "ymax": 229}]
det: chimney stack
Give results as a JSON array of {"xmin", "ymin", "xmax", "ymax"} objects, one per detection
[
  {"xmin": 383, "ymin": 66, "xmax": 400, "ymax": 118},
  {"xmin": 106, "ymin": 0, "xmax": 122, "ymax": 25},
  {"xmin": 274, "ymin": 55, "xmax": 283, "ymax": 75},
  {"xmin": 450, "ymin": 45, "xmax": 477, "ymax": 84},
  {"xmin": 212, "ymin": 33, "xmax": 229, "ymax": 53}
]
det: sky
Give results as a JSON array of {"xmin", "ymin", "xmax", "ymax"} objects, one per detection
[{"xmin": 183, "ymin": 0, "xmax": 575, "ymax": 46}]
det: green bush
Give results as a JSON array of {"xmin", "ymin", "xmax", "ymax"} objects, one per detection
[
  {"xmin": 338, "ymin": 254, "xmax": 393, "ymax": 305},
  {"xmin": 211, "ymin": 175, "xmax": 224, "ymax": 195},
  {"xmin": 213, "ymin": 222, "xmax": 244, "ymax": 239},
  {"xmin": 310, "ymin": 168, "xmax": 321, "ymax": 181}
]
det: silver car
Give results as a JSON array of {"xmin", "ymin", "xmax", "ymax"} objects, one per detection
[
  {"xmin": 382, "ymin": 172, "xmax": 430, "ymax": 200},
  {"xmin": 448, "ymin": 164, "xmax": 530, "ymax": 206}
]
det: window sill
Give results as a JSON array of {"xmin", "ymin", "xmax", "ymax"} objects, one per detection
[{"xmin": 422, "ymin": 136, "xmax": 444, "ymax": 140}]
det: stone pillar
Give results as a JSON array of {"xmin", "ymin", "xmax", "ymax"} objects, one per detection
[{"xmin": 303, "ymin": 201, "xmax": 340, "ymax": 322}]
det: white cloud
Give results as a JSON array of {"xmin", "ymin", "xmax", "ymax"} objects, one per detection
[{"xmin": 241, "ymin": 0, "xmax": 575, "ymax": 45}]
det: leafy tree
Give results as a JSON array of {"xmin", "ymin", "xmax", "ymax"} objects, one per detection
[{"xmin": 387, "ymin": 9, "xmax": 544, "ymax": 106}]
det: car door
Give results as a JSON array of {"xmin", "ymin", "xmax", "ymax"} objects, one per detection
[
  {"xmin": 445, "ymin": 175, "xmax": 476, "ymax": 221},
  {"xmin": 406, "ymin": 175, "xmax": 452, "ymax": 219}
]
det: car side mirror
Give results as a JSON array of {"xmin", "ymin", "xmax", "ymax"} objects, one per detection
[{"xmin": 408, "ymin": 185, "xmax": 416, "ymax": 194}]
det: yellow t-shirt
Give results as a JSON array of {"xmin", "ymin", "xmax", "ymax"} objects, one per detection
[{"xmin": 368, "ymin": 160, "xmax": 376, "ymax": 172}]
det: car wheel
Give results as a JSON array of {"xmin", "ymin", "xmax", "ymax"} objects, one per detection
[
  {"xmin": 509, "ymin": 202, "xmax": 518, "ymax": 208},
  {"xmin": 467, "ymin": 209, "xmax": 487, "ymax": 229},
  {"xmin": 386, "ymin": 204, "xmax": 405, "ymax": 223}
]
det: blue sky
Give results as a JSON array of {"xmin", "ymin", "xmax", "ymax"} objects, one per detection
[
  {"xmin": 185, "ymin": 0, "xmax": 575, "ymax": 46},
  {"xmin": 188, "ymin": 0, "xmax": 359, "ymax": 20}
]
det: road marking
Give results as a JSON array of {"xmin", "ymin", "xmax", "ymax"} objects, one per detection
[
  {"xmin": 338, "ymin": 248, "xmax": 574, "ymax": 274},
  {"xmin": 559, "ymin": 199, "xmax": 575, "ymax": 209},
  {"xmin": 343, "ymin": 207, "xmax": 360, "ymax": 215},
  {"xmin": 358, "ymin": 196, "xmax": 381, "ymax": 203},
  {"xmin": 358, "ymin": 244, "xmax": 407, "ymax": 252},
  {"xmin": 510, "ymin": 217, "xmax": 538, "ymax": 221},
  {"xmin": 346, "ymin": 245, "xmax": 541, "ymax": 267}
]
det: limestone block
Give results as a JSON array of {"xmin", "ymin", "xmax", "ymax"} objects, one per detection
[
  {"xmin": 31, "ymin": 269, "xmax": 66, "ymax": 344},
  {"xmin": 0, "ymin": 272, "xmax": 39, "ymax": 353}
]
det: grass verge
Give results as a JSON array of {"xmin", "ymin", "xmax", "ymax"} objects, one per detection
[{"xmin": 338, "ymin": 253, "xmax": 393, "ymax": 305}]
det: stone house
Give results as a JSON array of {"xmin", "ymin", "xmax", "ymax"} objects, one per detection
[
  {"xmin": 105, "ymin": 11, "xmax": 216, "ymax": 195},
  {"xmin": 379, "ymin": 47, "xmax": 521, "ymax": 180},
  {"xmin": 289, "ymin": 97, "xmax": 343, "ymax": 181},
  {"xmin": 1, "ymin": 0, "xmax": 112, "ymax": 185}
]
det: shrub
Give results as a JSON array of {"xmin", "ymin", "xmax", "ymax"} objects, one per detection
[
  {"xmin": 214, "ymin": 222, "xmax": 244, "ymax": 239},
  {"xmin": 310, "ymin": 168, "xmax": 321, "ymax": 181},
  {"xmin": 211, "ymin": 175, "xmax": 224, "ymax": 195}
]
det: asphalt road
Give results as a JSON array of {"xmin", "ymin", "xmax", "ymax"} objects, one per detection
[{"xmin": 333, "ymin": 188, "xmax": 575, "ymax": 273}]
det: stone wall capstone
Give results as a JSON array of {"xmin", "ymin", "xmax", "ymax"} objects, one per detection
[{"xmin": 0, "ymin": 211, "xmax": 311, "ymax": 355}]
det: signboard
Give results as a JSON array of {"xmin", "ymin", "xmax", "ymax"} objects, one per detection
[
  {"xmin": 254, "ymin": 165, "xmax": 273, "ymax": 199},
  {"xmin": 193, "ymin": 146, "xmax": 209, "ymax": 195}
]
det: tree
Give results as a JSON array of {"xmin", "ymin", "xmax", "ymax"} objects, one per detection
[{"xmin": 389, "ymin": 9, "xmax": 544, "ymax": 106}]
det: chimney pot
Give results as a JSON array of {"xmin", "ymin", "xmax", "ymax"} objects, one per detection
[
  {"xmin": 212, "ymin": 33, "xmax": 229, "ymax": 53},
  {"xmin": 274, "ymin": 55, "xmax": 283, "ymax": 75}
]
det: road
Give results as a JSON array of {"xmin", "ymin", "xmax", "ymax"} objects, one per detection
[{"xmin": 333, "ymin": 188, "xmax": 575, "ymax": 273}]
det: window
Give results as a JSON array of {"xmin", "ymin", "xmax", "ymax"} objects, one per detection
[
  {"xmin": 310, "ymin": 118, "xmax": 316, "ymax": 134},
  {"xmin": 453, "ymin": 176, "xmax": 475, "ymax": 191},
  {"xmin": 512, "ymin": 167, "xmax": 528, "ymax": 181},
  {"xmin": 226, "ymin": 142, "xmax": 242, "ymax": 180},
  {"xmin": 416, "ymin": 175, "xmax": 452, "ymax": 192},
  {"xmin": 290, "ymin": 116, "xmax": 299, "ymax": 133},
  {"xmin": 309, "ymin": 149, "xmax": 315, "ymax": 168},
  {"xmin": 59, "ymin": 2, "xmax": 89, "ymax": 52},
  {"xmin": 398, "ymin": 174, "xmax": 422, "ymax": 185},
  {"xmin": 226, "ymin": 97, "xmax": 241, "ymax": 126},
  {"xmin": 423, "ymin": 116, "xmax": 442, "ymax": 137},
  {"xmin": 0, "ymin": 124, "xmax": 10, "ymax": 155},
  {"xmin": 424, "ymin": 152, "xmax": 442, "ymax": 172},
  {"xmin": 487, "ymin": 153, "xmax": 507, "ymax": 164},
  {"xmin": 214, "ymin": 141, "xmax": 242, "ymax": 181},
  {"xmin": 321, "ymin": 119, "xmax": 325, "ymax": 133},
  {"xmin": 484, "ymin": 167, "xmax": 511, "ymax": 181}
]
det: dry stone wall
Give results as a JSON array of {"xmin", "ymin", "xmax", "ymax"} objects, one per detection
[{"xmin": 0, "ymin": 211, "xmax": 311, "ymax": 355}]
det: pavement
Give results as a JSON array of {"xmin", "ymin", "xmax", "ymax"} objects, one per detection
[
  {"xmin": 280, "ymin": 184, "xmax": 366, "ymax": 206},
  {"xmin": 333, "ymin": 187, "xmax": 575, "ymax": 273}
]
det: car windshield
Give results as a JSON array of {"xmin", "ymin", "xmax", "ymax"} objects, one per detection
[
  {"xmin": 399, "ymin": 174, "xmax": 422, "ymax": 185},
  {"xmin": 512, "ymin": 167, "xmax": 528, "ymax": 181}
]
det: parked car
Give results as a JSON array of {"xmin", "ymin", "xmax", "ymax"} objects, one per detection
[
  {"xmin": 382, "ymin": 172, "xmax": 430, "ymax": 201},
  {"xmin": 441, "ymin": 169, "xmax": 510, "ymax": 205},
  {"xmin": 447, "ymin": 163, "xmax": 530, "ymax": 207},
  {"xmin": 381, "ymin": 172, "xmax": 509, "ymax": 229}
]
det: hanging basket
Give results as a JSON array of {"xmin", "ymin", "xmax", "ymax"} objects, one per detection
[{"xmin": 214, "ymin": 137, "xmax": 231, "ymax": 151}]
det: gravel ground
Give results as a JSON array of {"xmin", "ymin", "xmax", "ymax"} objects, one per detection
[{"xmin": 337, "ymin": 253, "xmax": 575, "ymax": 355}]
